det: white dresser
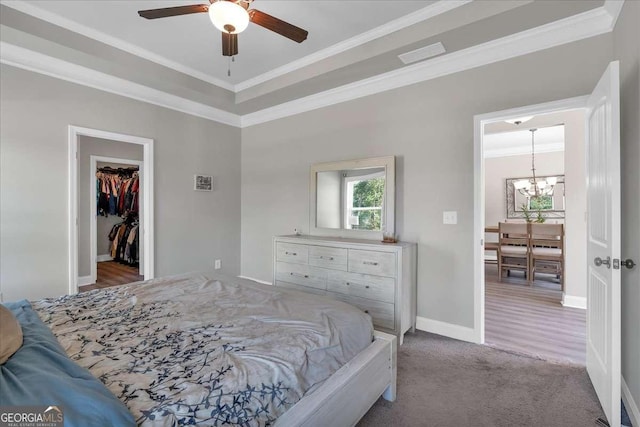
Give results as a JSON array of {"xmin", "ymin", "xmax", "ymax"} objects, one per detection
[{"xmin": 273, "ymin": 235, "xmax": 417, "ymax": 344}]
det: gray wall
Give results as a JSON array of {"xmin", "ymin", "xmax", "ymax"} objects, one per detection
[
  {"xmin": 613, "ymin": 0, "xmax": 640, "ymax": 416},
  {"xmin": 78, "ymin": 140, "xmax": 143, "ymax": 277},
  {"xmin": 241, "ymin": 34, "xmax": 613, "ymax": 330},
  {"xmin": 0, "ymin": 65, "xmax": 241, "ymax": 301},
  {"xmin": 560, "ymin": 110, "xmax": 588, "ymax": 303}
]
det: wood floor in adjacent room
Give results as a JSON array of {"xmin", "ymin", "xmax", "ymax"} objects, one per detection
[
  {"xmin": 484, "ymin": 264, "xmax": 586, "ymax": 365},
  {"xmin": 79, "ymin": 261, "xmax": 143, "ymax": 292}
]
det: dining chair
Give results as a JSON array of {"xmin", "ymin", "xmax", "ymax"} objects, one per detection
[
  {"xmin": 529, "ymin": 223, "xmax": 565, "ymax": 291},
  {"xmin": 485, "ymin": 241, "xmax": 499, "ymax": 265},
  {"xmin": 497, "ymin": 222, "xmax": 530, "ymax": 282}
]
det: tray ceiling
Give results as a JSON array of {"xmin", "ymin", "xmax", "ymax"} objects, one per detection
[{"xmin": 14, "ymin": 0, "xmax": 435, "ymax": 84}]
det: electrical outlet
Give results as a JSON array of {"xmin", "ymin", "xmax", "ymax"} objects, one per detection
[{"xmin": 214, "ymin": 259, "xmax": 221, "ymax": 270}]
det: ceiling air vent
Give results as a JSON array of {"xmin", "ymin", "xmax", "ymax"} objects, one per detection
[{"xmin": 398, "ymin": 42, "xmax": 446, "ymax": 65}]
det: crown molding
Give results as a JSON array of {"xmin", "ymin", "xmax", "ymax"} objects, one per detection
[
  {"xmin": 398, "ymin": 42, "xmax": 447, "ymax": 65},
  {"xmin": 603, "ymin": 0, "xmax": 625, "ymax": 28},
  {"xmin": 241, "ymin": 2, "xmax": 616, "ymax": 127},
  {"xmin": 0, "ymin": 2, "xmax": 620, "ymax": 129},
  {"xmin": 484, "ymin": 142, "xmax": 565, "ymax": 159},
  {"xmin": 0, "ymin": 42, "xmax": 241, "ymax": 127},
  {"xmin": 1, "ymin": 0, "xmax": 235, "ymax": 91},
  {"xmin": 2, "ymin": 0, "xmax": 470, "ymax": 94},
  {"xmin": 234, "ymin": 0, "xmax": 471, "ymax": 92}
]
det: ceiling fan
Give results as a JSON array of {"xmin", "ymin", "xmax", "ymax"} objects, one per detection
[{"xmin": 138, "ymin": 0, "xmax": 308, "ymax": 58}]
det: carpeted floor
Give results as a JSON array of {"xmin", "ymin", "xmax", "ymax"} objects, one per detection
[{"xmin": 358, "ymin": 331, "xmax": 605, "ymax": 427}]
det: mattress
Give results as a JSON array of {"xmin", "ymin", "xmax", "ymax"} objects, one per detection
[{"xmin": 32, "ymin": 273, "xmax": 374, "ymax": 426}]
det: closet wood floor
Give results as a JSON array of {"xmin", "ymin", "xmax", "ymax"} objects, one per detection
[
  {"xmin": 79, "ymin": 261, "xmax": 143, "ymax": 292},
  {"xmin": 484, "ymin": 265, "xmax": 586, "ymax": 365}
]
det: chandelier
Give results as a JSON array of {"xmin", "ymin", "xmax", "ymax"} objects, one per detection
[{"xmin": 513, "ymin": 129, "xmax": 557, "ymax": 198}]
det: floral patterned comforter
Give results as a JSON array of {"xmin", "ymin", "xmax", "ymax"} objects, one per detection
[{"xmin": 33, "ymin": 273, "xmax": 373, "ymax": 426}]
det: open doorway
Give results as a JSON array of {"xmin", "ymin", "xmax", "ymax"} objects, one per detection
[
  {"xmin": 68, "ymin": 126, "xmax": 154, "ymax": 295},
  {"xmin": 474, "ymin": 62, "xmax": 623, "ymax": 427},
  {"xmin": 474, "ymin": 99, "xmax": 588, "ymax": 365},
  {"xmin": 85, "ymin": 156, "xmax": 144, "ymax": 291}
]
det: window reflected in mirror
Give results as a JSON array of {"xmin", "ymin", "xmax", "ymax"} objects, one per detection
[{"xmin": 316, "ymin": 167, "xmax": 386, "ymax": 231}]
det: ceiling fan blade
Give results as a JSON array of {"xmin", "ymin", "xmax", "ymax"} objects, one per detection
[
  {"xmin": 248, "ymin": 9, "xmax": 308, "ymax": 43},
  {"xmin": 222, "ymin": 32, "xmax": 239, "ymax": 57},
  {"xmin": 138, "ymin": 4, "xmax": 208, "ymax": 20}
]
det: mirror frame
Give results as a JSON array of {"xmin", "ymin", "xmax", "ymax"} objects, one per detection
[{"xmin": 310, "ymin": 156, "xmax": 395, "ymax": 240}]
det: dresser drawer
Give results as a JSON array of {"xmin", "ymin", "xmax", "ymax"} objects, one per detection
[
  {"xmin": 348, "ymin": 249, "xmax": 396, "ymax": 277},
  {"xmin": 329, "ymin": 292, "xmax": 395, "ymax": 330},
  {"xmin": 275, "ymin": 280, "xmax": 327, "ymax": 297},
  {"xmin": 276, "ymin": 242, "xmax": 309, "ymax": 264},
  {"xmin": 309, "ymin": 246, "xmax": 348, "ymax": 271},
  {"xmin": 275, "ymin": 262, "xmax": 327, "ymax": 290},
  {"xmin": 327, "ymin": 270, "xmax": 395, "ymax": 304}
]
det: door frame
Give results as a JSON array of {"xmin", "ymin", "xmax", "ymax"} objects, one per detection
[
  {"xmin": 472, "ymin": 95, "xmax": 588, "ymax": 344},
  {"xmin": 90, "ymin": 155, "xmax": 144, "ymax": 284},
  {"xmin": 68, "ymin": 126, "xmax": 154, "ymax": 294}
]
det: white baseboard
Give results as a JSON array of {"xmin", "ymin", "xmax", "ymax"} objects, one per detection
[
  {"xmin": 237, "ymin": 275, "xmax": 273, "ymax": 286},
  {"xmin": 96, "ymin": 254, "xmax": 113, "ymax": 262},
  {"xmin": 622, "ymin": 376, "xmax": 640, "ymax": 427},
  {"xmin": 78, "ymin": 275, "xmax": 94, "ymax": 286},
  {"xmin": 415, "ymin": 316, "xmax": 476, "ymax": 343},
  {"xmin": 561, "ymin": 294, "xmax": 587, "ymax": 309}
]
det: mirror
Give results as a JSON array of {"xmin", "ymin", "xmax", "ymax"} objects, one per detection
[
  {"xmin": 311, "ymin": 156, "xmax": 395, "ymax": 239},
  {"xmin": 506, "ymin": 175, "xmax": 565, "ymax": 219}
]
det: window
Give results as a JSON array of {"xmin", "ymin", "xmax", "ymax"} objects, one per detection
[{"xmin": 344, "ymin": 171, "xmax": 385, "ymax": 230}]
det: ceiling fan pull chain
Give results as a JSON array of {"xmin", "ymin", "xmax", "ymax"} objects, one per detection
[{"xmin": 228, "ymin": 56, "xmax": 231, "ymax": 77}]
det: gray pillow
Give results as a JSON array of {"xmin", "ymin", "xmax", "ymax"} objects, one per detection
[{"xmin": 0, "ymin": 304, "xmax": 23, "ymax": 364}]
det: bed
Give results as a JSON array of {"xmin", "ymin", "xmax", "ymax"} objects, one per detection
[{"xmin": 1, "ymin": 273, "xmax": 396, "ymax": 426}]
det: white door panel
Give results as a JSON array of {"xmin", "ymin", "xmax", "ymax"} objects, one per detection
[{"xmin": 586, "ymin": 61, "xmax": 621, "ymax": 427}]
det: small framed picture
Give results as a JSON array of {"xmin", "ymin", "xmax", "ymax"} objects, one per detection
[{"xmin": 194, "ymin": 174, "xmax": 213, "ymax": 191}]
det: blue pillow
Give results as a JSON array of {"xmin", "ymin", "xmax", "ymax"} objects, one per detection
[{"xmin": 0, "ymin": 300, "xmax": 135, "ymax": 427}]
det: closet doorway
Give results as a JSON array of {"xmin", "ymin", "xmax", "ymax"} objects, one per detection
[
  {"xmin": 90, "ymin": 157, "xmax": 143, "ymax": 289},
  {"xmin": 69, "ymin": 126, "xmax": 154, "ymax": 295}
]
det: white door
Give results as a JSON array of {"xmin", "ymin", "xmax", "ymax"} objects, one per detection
[{"xmin": 586, "ymin": 61, "xmax": 621, "ymax": 427}]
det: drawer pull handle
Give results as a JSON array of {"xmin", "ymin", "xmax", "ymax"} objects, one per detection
[
  {"xmin": 365, "ymin": 285, "xmax": 370, "ymax": 289},
  {"xmin": 364, "ymin": 310, "xmax": 369, "ymax": 314},
  {"xmin": 363, "ymin": 261, "xmax": 379, "ymax": 266},
  {"xmin": 285, "ymin": 251, "xmax": 297, "ymax": 256},
  {"xmin": 290, "ymin": 272, "xmax": 309, "ymax": 279},
  {"xmin": 346, "ymin": 282, "xmax": 350, "ymax": 286},
  {"xmin": 319, "ymin": 256, "xmax": 335, "ymax": 260}
]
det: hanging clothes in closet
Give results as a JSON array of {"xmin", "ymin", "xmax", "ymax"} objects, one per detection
[
  {"xmin": 96, "ymin": 167, "xmax": 139, "ymax": 217},
  {"xmin": 96, "ymin": 166, "xmax": 140, "ymax": 267},
  {"xmin": 108, "ymin": 212, "xmax": 140, "ymax": 266}
]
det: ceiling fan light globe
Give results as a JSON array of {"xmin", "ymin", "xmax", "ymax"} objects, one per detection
[{"xmin": 209, "ymin": 1, "xmax": 249, "ymax": 34}]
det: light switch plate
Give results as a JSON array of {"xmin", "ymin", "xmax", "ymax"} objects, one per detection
[{"xmin": 443, "ymin": 211, "xmax": 457, "ymax": 225}]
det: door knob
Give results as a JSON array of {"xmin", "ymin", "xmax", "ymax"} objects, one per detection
[
  {"xmin": 594, "ymin": 256, "xmax": 611, "ymax": 268},
  {"xmin": 621, "ymin": 259, "xmax": 636, "ymax": 269}
]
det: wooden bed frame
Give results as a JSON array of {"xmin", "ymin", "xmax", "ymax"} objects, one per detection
[{"xmin": 275, "ymin": 331, "xmax": 397, "ymax": 427}]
